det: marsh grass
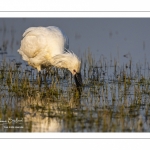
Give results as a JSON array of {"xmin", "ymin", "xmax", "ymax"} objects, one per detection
[{"xmin": 0, "ymin": 51, "xmax": 150, "ymax": 132}]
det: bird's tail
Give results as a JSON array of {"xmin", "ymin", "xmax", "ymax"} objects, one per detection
[{"xmin": 18, "ymin": 49, "xmax": 29, "ymax": 62}]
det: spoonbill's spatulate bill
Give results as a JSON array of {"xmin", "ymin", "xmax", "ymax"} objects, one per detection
[{"xmin": 18, "ymin": 26, "xmax": 82, "ymax": 87}]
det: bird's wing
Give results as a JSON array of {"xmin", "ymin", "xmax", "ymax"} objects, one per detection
[
  {"xmin": 47, "ymin": 26, "xmax": 69, "ymax": 51},
  {"xmin": 20, "ymin": 28, "xmax": 48, "ymax": 59},
  {"xmin": 22, "ymin": 27, "xmax": 39, "ymax": 38}
]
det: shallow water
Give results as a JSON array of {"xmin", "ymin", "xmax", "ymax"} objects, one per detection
[
  {"xmin": 1, "ymin": 18, "xmax": 150, "ymax": 132},
  {"xmin": 1, "ymin": 57, "xmax": 150, "ymax": 132}
]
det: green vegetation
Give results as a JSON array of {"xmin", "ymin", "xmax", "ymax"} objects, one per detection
[{"xmin": 0, "ymin": 53, "xmax": 150, "ymax": 132}]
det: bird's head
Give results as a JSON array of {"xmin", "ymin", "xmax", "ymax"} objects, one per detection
[
  {"xmin": 68, "ymin": 55, "xmax": 82, "ymax": 88},
  {"xmin": 51, "ymin": 51, "xmax": 82, "ymax": 87}
]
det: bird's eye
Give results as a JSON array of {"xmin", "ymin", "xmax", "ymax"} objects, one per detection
[{"xmin": 73, "ymin": 69, "xmax": 76, "ymax": 73}]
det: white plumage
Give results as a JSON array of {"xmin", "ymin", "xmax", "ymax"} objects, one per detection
[{"xmin": 18, "ymin": 26, "xmax": 82, "ymax": 87}]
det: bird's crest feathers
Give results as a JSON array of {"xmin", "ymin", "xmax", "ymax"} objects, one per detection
[{"xmin": 51, "ymin": 50, "xmax": 81, "ymax": 73}]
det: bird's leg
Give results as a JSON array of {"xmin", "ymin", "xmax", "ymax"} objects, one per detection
[
  {"xmin": 44, "ymin": 70, "xmax": 47, "ymax": 85},
  {"xmin": 38, "ymin": 71, "xmax": 42, "ymax": 89},
  {"xmin": 44, "ymin": 70, "xmax": 49, "ymax": 87}
]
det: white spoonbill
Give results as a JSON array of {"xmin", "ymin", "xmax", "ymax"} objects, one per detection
[{"xmin": 18, "ymin": 26, "xmax": 82, "ymax": 87}]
